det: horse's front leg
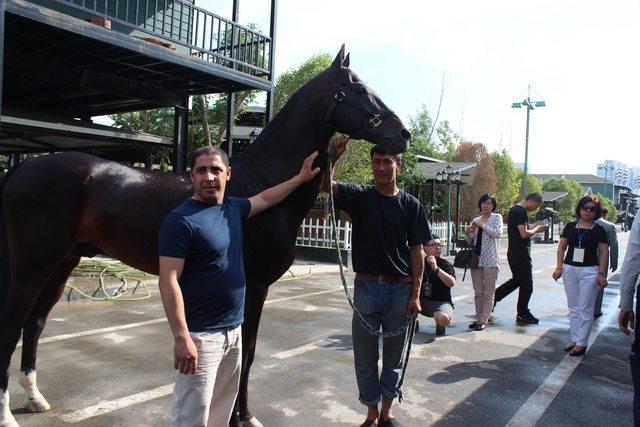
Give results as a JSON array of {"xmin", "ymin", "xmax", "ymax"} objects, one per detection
[{"xmin": 230, "ymin": 283, "xmax": 269, "ymax": 427}]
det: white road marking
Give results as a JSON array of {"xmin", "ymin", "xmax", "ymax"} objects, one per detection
[
  {"xmin": 58, "ymin": 384, "xmax": 174, "ymax": 423},
  {"xmin": 264, "ymin": 288, "xmax": 343, "ymax": 305},
  {"xmin": 505, "ymin": 295, "xmax": 618, "ymax": 427},
  {"xmin": 271, "ymin": 332, "xmax": 342, "ymax": 360},
  {"xmin": 18, "ymin": 318, "xmax": 167, "ymax": 347}
]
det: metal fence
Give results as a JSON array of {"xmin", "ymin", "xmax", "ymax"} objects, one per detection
[{"xmin": 52, "ymin": 0, "xmax": 271, "ymax": 76}]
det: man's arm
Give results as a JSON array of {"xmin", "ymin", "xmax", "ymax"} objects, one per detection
[
  {"xmin": 406, "ymin": 245, "xmax": 425, "ymax": 317},
  {"xmin": 248, "ymin": 152, "xmax": 320, "ymax": 218},
  {"xmin": 322, "ymin": 136, "xmax": 349, "ymax": 197},
  {"xmin": 608, "ymin": 225, "xmax": 619, "ymax": 272},
  {"xmin": 158, "ymin": 256, "xmax": 198, "ymax": 375},
  {"xmin": 517, "ymin": 222, "xmax": 548, "ymax": 239},
  {"xmin": 620, "ymin": 217, "xmax": 640, "ymax": 310},
  {"xmin": 435, "ymin": 263, "xmax": 456, "ymax": 288}
]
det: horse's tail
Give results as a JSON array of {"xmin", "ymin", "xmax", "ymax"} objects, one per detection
[{"xmin": 0, "ymin": 163, "xmax": 20, "ymax": 314}]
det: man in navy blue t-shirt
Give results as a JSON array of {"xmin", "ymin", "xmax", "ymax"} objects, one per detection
[{"xmin": 158, "ymin": 146, "xmax": 319, "ymax": 427}]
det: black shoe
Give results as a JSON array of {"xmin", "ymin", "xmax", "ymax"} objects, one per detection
[
  {"xmin": 569, "ymin": 347, "xmax": 586, "ymax": 357},
  {"xmin": 468, "ymin": 321, "xmax": 478, "ymax": 329},
  {"xmin": 473, "ymin": 323, "xmax": 485, "ymax": 331},
  {"xmin": 516, "ymin": 312, "xmax": 539, "ymax": 324},
  {"xmin": 594, "ymin": 312, "xmax": 603, "ymax": 317},
  {"xmin": 435, "ymin": 325, "xmax": 446, "ymax": 336},
  {"xmin": 379, "ymin": 418, "xmax": 402, "ymax": 427}
]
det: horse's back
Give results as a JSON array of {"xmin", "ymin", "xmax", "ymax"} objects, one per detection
[{"xmin": 2, "ymin": 152, "xmax": 192, "ymax": 274}]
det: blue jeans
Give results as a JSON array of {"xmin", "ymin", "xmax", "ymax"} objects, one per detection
[{"xmin": 352, "ymin": 277, "xmax": 412, "ymax": 406}]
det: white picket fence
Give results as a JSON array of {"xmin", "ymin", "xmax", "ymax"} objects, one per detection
[
  {"xmin": 297, "ymin": 218, "xmax": 554, "ymax": 252},
  {"xmin": 297, "ymin": 217, "xmax": 352, "ymax": 250}
]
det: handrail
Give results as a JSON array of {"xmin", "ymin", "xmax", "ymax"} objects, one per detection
[{"xmin": 47, "ymin": 0, "xmax": 271, "ymax": 77}]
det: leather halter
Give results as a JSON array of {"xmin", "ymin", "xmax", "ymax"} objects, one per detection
[{"xmin": 325, "ymin": 70, "xmax": 395, "ymax": 139}]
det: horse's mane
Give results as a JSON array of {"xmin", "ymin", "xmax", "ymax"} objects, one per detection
[
  {"xmin": 228, "ymin": 69, "xmax": 330, "ymax": 192},
  {"xmin": 239, "ymin": 69, "xmax": 326, "ymax": 158}
]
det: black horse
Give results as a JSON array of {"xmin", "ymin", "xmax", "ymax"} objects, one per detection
[{"xmin": 0, "ymin": 45, "xmax": 411, "ymax": 427}]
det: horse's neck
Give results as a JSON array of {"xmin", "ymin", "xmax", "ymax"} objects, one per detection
[{"xmin": 234, "ymin": 83, "xmax": 333, "ymax": 184}]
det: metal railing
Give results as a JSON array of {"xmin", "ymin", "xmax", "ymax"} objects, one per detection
[{"xmin": 50, "ymin": 0, "xmax": 271, "ymax": 77}]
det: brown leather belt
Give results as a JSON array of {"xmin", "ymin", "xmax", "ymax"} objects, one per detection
[{"xmin": 355, "ymin": 273, "xmax": 413, "ymax": 284}]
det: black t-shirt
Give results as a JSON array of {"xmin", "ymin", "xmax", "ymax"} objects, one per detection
[
  {"xmin": 336, "ymin": 183, "xmax": 431, "ymax": 275},
  {"xmin": 561, "ymin": 221, "xmax": 608, "ymax": 267},
  {"xmin": 423, "ymin": 257, "xmax": 455, "ymax": 302},
  {"xmin": 507, "ymin": 205, "xmax": 530, "ymax": 250}
]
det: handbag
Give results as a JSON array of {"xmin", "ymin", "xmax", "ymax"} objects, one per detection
[{"xmin": 453, "ymin": 249, "xmax": 479, "ymax": 269}]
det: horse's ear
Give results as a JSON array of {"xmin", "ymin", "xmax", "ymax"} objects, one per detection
[
  {"xmin": 342, "ymin": 53, "xmax": 350, "ymax": 68},
  {"xmin": 331, "ymin": 44, "xmax": 346, "ymax": 69}
]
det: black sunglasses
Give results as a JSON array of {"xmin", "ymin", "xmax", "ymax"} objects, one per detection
[{"xmin": 581, "ymin": 205, "xmax": 597, "ymax": 212}]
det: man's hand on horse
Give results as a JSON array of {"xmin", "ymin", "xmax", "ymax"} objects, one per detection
[
  {"xmin": 297, "ymin": 151, "xmax": 321, "ymax": 182},
  {"xmin": 329, "ymin": 135, "xmax": 349, "ymax": 159}
]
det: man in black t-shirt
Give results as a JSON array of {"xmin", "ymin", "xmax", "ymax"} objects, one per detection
[
  {"xmin": 494, "ymin": 192, "xmax": 548, "ymax": 324},
  {"xmin": 327, "ymin": 136, "xmax": 430, "ymax": 427},
  {"xmin": 419, "ymin": 237, "xmax": 456, "ymax": 336}
]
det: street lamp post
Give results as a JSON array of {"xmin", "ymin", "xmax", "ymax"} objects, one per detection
[
  {"xmin": 598, "ymin": 165, "xmax": 615, "ymax": 200},
  {"xmin": 512, "ymin": 86, "xmax": 546, "ymax": 199},
  {"xmin": 436, "ymin": 165, "xmax": 462, "ymax": 256}
]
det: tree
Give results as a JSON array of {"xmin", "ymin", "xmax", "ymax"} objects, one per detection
[
  {"xmin": 593, "ymin": 192, "xmax": 618, "ymax": 223},
  {"xmin": 453, "ymin": 142, "xmax": 496, "ymax": 221},
  {"xmin": 273, "ymin": 52, "xmax": 333, "ymax": 114},
  {"xmin": 516, "ymin": 170, "xmax": 543, "ymax": 201},
  {"xmin": 540, "ymin": 177, "xmax": 584, "ymax": 223},
  {"xmin": 407, "ymin": 105, "xmax": 456, "ymax": 161},
  {"xmin": 491, "ymin": 149, "xmax": 519, "ymax": 216}
]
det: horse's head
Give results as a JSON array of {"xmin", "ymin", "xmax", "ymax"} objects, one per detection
[{"xmin": 324, "ymin": 45, "xmax": 411, "ymax": 155}]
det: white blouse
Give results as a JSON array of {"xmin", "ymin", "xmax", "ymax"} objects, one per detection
[{"xmin": 466, "ymin": 213, "xmax": 503, "ymax": 269}]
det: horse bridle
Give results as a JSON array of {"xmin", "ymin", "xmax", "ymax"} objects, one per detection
[{"xmin": 325, "ymin": 71, "xmax": 395, "ymax": 140}]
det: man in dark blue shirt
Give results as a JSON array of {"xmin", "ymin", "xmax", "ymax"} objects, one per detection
[{"xmin": 158, "ymin": 146, "xmax": 319, "ymax": 427}]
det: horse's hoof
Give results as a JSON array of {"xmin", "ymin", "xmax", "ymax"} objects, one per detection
[
  {"xmin": 0, "ymin": 417, "xmax": 20, "ymax": 427},
  {"xmin": 241, "ymin": 416, "xmax": 264, "ymax": 427},
  {"xmin": 23, "ymin": 396, "xmax": 50, "ymax": 413}
]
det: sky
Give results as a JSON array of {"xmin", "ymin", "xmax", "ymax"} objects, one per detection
[{"xmin": 197, "ymin": 0, "xmax": 640, "ymax": 175}]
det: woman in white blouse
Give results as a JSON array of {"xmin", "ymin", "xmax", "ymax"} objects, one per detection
[{"xmin": 465, "ymin": 194, "xmax": 503, "ymax": 331}]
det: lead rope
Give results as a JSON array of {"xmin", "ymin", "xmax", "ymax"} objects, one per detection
[{"xmin": 325, "ymin": 145, "xmax": 416, "ymax": 402}]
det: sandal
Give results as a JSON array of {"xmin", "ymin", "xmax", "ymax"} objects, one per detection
[
  {"xmin": 563, "ymin": 344, "xmax": 576, "ymax": 352},
  {"xmin": 569, "ymin": 347, "xmax": 586, "ymax": 357}
]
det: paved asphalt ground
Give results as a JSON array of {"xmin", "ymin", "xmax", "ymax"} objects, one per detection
[{"xmin": 7, "ymin": 231, "xmax": 636, "ymax": 426}]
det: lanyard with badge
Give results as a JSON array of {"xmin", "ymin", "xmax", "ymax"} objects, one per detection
[
  {"xmin": 423, "ymin": 266, "xmax": 434, "ymax": 297},
  {"xmin": 573, "ymin": 221, "xmax": 592, "ymax": 263}
]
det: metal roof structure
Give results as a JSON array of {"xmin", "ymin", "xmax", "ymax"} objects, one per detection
[{"xmin": 0, "ymin": 0, "xmax": 275, "ymax": 169}]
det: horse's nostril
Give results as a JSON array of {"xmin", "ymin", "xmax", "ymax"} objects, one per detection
[{"xmin": 401, "ymin": 129, "xmax": 411, "ymax": 141}]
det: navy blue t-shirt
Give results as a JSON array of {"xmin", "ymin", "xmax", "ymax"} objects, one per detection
[
  {"xmin": 158, "ymin": 197, "xmax": 251, "ymax": 332},
  {"xmin": 336, "ymin": 184, "xmax": 431, "ymax": 275}
]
